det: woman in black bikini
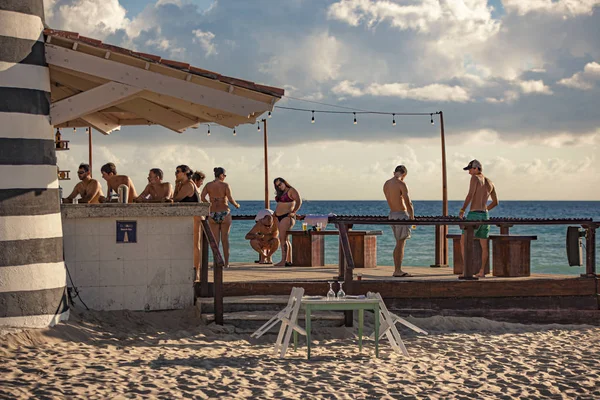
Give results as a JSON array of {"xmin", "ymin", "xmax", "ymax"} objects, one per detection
[
  {"xmin": 173, "ymin": 165, "xmax": 199, "ymax": 202},
  {"xmin": 273, "ymin": 177, "xmax": 302, "ymax": 267}
]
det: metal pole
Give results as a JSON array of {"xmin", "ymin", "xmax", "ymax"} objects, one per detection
[
  {"xmin": 431, "ymin": 111, "xmax": 449, "ymax": 267},
  {"xmin": 263, "ymin": 119, "xmax": 269, "ymax": 209},
  {"xmin": 88, "ymin": 126, "xmax": 93, "ymax": 177}
]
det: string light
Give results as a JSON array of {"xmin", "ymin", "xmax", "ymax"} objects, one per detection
[
  {"xmin": 257, "ymin": 122, "xmax": 261, "ymax": 132},
  {"xmin": 430, "ymin": 113, "xmax": 434, "ymax": 125},
  {"xmin": 73, "ymin": 127, "xmax": 76, "ymax": 132},
  {"xmin": 311, "ymin": 110, "xmax": 315, "ymax": 124},
  {"xmin": 207, "ymin": 125, "xmax": 211, "ymax": 136},
  {"xmin": 268, "ymin": 111, "xmax": 272, "ymax": 118},
  {"xmin": 233, "ymin": 128, "xmax": 236, "ymax": 136},
  {"xmin": 353, "ymin": 112, "xmax": 357, "ymax": 125},
  {"xmin": 392, "ymin": 113, "xmax": 396, "ymax": 126}
]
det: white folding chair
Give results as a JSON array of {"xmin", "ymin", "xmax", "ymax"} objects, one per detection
[
  {"xmin": 272, "ymin": 287, "xmax": 307, "ymax": 358},
  {"xmin": 367, "ymin": 292, "xmax": 428, "ymax": 356},
  {"xmin": 251, "ymin": 290, "xmax": 298, "ymax": 339}
]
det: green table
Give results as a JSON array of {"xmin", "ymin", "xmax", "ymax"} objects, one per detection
[{"xmin": 294, "ymin": 298, "xmax": 380, "ymax": 359}]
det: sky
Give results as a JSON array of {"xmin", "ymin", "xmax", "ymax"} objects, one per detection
[{"xmin": 45, "ymin": 0, "xmax": 600, "ymax": 201}]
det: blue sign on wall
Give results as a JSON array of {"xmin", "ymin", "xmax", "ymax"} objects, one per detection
[{"xmin": 116, "ymin": 221, "xmax": 137, "ymax": 243}]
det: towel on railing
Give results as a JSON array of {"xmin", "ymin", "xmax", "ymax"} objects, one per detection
[{"xmin": 303, "ymin": 214, "xmax": 335, "ymax": 230}]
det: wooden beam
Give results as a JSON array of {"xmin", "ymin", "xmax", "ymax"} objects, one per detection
[
  {"xmin": 50, "ymin": 67, "xmax": 104, "ymax": 92},
  {"xmin": 138, "ymin": 91, "xmax": 254, "ymax": 129},
  {"xmin": 50, "ymin": 81, "xmax": 142, "ymax": 126},
  {"xmin": 117, "ymin": 98, "xmax": 199, "ymax": 133},
  {"xmin": 46, "ymin": 44, "xmax": 272, "ymax": 118},
  {"xmin": 80, "ymin": 112, "xmax": 121, "ymax": 135}
]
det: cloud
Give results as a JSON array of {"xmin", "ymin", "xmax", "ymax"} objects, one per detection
[
  {"xmin": 192, "ymin": 29, "xmax": 218, "ymax": 57},
  {"xmin": 517, "ymin": 79, "xmax": 553, "ymax": 95},
  {"xmin": 259, "ymin": 31, "xmax": 344, "ymax": 86},
  {"xmin": 558, "ymin": 61, "xmax": 600, "ymax": 90},
  {"xmin": 332, "ymin": 80, "xmax": 471, "ymax": 102},
  {"xmin": 45, "ymin": 0, "xmax": 130, "ymax": 40},
  {"xmin": 502, "ymin": 0, "xmax": 600, "ymax": 17}
]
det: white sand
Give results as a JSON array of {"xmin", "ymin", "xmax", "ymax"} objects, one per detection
[{"xmin": 2, "ymin": 308, "xmax": 600, "ymax": 399}]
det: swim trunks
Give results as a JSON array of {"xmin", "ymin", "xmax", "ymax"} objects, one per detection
[
  {"xmin": 462, "ymin": 210, "xmax": 490, "ymax": 239},
  {"xmin": 389, "ymin": 211, "xmax": 411, "ymax": 241}
]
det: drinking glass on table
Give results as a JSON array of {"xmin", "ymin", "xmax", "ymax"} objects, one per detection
[
  {"xmin": 337, "ymin": 281, "xmax": 345, "ymax": 299},
  {"xmin": 327, "ymin": 282, "xmax": 336, "ymax": 300},
  {"xmin": 302, "ymin": 222, "xmax": 308, "ymax": 231}
]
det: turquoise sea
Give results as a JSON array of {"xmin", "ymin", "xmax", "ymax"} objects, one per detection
[{"xmin": 219, "ymin": 201, "xmax": 600, "ymax": 275}]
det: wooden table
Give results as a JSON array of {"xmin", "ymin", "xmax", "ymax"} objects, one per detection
[
  {"xmin": 490, "ymin": 234, "xmax": 537, "ymax": 277},
  {"xmin": 294, "ymin": 297, "xmax": 380, "ymax": 359},
  {"xmin": 287, "ymin": 230, "xmax": 383, "ymax": 268}
]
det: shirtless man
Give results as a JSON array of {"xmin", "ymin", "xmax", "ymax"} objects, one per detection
[
  {"xmin": 459, "ymin": 159, "xmax": 499, "ymax": 277},
  {"xmin": 63, "ymin": 163, "xmax": 103, "ymax": 203},
  {"xmin": 98, "ymin": 162, "xmax": 138, "ymax": 203},
  {"xmin": 383, "ymin": 165, "xmax": 415, "ymax": 277},
  {"xmin": 135, "ymin": 168, "xmax": 173, "ymax": 202},
  {"xmin": 245, "ymin": 209, "xmax": 280, "ymax": 264}
]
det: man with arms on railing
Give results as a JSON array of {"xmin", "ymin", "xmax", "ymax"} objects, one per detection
[
  {"xmin": 245, "ymin": 209, "xmax": 280, "ymax": 264},
  {"xmin": 98, "ymin": 162, "xmax": 138, "ymax": 203},
  {"xmin": 135, "ymin": 168, "xmax": 173, "ymax": 202},
  {"xmin": 459, "ymin": 159, "xmax": 499, "ymax": 278},
  {"xmin": 63, "ymin": 163, "xmax": 103, "ymax": 204},
  {"xmin": 383, "ymin": 165, "xmax": 414, "ymax": 277}
]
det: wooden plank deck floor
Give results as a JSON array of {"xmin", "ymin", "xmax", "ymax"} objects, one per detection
[{"xmin": 209, "ymin": 263, "xmax": 577, "ymax": 283}]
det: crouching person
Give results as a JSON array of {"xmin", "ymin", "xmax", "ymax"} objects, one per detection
[{"xmin": 246, "ymin": 209, "xmax": 279, "ymax": 264}]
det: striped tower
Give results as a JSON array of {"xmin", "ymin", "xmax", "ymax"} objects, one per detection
[{"xmin": 0, "ymin": 0, "xmax": 69, "ymax": 327}]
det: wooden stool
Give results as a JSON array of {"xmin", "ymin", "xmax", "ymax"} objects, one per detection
[{"xmin": 490, "ymin": 235, "xmax": 537, "ymax": 277}]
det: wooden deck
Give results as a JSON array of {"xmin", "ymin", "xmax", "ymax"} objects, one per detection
[{"xmin": 196, "ymin": 263, "xmax": 600, "ymax": 312}]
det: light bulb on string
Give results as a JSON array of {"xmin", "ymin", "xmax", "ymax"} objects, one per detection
[
  {"xmin": 268, "ymin": 111, "xmax": 272, "ymax": 118},
  {"xmin": 73, "ymin": 127, "xmax": 76, "ymax": 132},
  {"xmin": 353, "ymin": 112, "xmax": 357, "ymax": 125},
  {"xmin": 392, "ymin": 113, "xmax": 396, "ymax": 126},
  {"xmin": 257, "ymin": 122, "xmax": 261, "ymax": 132},
  {"xmin": 207, "ymin": 125, "xmax": 211, "ymax": 136},
  {"xmin": 430, "ymin": 114, "xmax": 434, "ymax": 125},
  {"xmin": 233, "ymin": 128, "xmax": 237, "ymax": 136},
  {"xmin": 311, "ymin": 110, "xmax": 315, "ymax": 124}
]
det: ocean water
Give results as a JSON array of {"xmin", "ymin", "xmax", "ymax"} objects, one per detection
[{"xmin": 216, "ymin": 201, "xmax": 600, "ymax": 275}]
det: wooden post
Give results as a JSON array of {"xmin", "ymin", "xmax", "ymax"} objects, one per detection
[
  {"xmin": 432, "ymin": 111, "xmax": 449, "ymax": 267},
  {"xmin": 200, "ymin": 219, "xmax": 225, "ymax": 325},
  {"xmin": 584, "ymin": 225, "xmax": 596, "ymax": 277},
  {"xmin": 459, "ymin": 225, "xmax": 478, "ymax": 280},
  {"xmin": 200, "ymin": 225, "xmax": 210, "ymax": 297},
  {"xmin": 338, "ymin": 223, "xmax": 355, "ymax": 327},
  {"xmin": 88, "ymin": 126, "xmax": 93, "ymax": 177},
  {"xmin": 263, "ymin": 119, "xmax": 269, "ymax": 209}
]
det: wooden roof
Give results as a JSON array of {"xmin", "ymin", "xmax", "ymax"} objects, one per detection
[{"xmin": 44, "ymin": 29, "xmax": 284, "ymax": 134}]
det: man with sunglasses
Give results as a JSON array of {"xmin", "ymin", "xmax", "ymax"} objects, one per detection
[{"xmin": 62, "ymin": 163, "xmax": 103, "ymax": 204}]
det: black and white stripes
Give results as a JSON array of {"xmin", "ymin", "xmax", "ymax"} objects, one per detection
[{"xmin": 0, "ymin": 0, "xmax": 69, "ymax": 328}]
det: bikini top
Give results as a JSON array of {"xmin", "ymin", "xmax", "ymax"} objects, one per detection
[{"xmin": 275, "ymin": 191, "xmax": 293, "ymax": 203}]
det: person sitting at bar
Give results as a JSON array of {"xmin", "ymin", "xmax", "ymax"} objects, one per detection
[
  {"xmin": 98, "ymin": 162, "xmax": 138, "ymax": 203},
  {"xmin": 191, "ymin": 170, "xmax": 206, "ymax": 193},
  {"xmin": 173, "ymin": 165, "xmax": 199, "ymax": 202},
  {"xmin": 135, "ymin": 168, "xmax": 173, "ymax": 202},
  {"xmin": 63, "ymin": 163, "xmax": 103, "ymax": 203},
  {"xmin": 245, "ymin": 209, "xmax": 279, "ymax": 264}
]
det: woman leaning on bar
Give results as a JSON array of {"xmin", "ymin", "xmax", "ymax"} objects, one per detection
[
  {"xmin": 191, "ymin": 170, "xmax": 206, "ymax": 282},
  {"xmin": 273, "ymin": 177, "xmax": 302, "ymax": 267},
  {"xmin": 173, "ymin": 165, "xmax": 199, "ymax": 202},
  {"xmin": 201, "ymin": 167, "xmax": 240, "ymax": 269}
]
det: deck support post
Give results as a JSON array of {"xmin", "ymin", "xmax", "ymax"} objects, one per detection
[
  {"xmin": 459, "ymin": 225, "xmax": 478, "ymax": 280},
  {"xmin": 338, "ymin": 223, "xmax": 355, "ymax": 327},
  {"xmin": 201, "ymin": 219, "xmax": 225, "ymax": 325}
]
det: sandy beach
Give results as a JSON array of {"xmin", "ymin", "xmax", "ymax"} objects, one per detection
[{"xmin": 1, "ymin": 307, "xmax": 600, "ymax": 399}]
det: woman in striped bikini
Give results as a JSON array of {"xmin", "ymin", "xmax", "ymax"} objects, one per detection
[{"xmin": 201, "ymin": 167, "xmax": 240, "ymax": 268}]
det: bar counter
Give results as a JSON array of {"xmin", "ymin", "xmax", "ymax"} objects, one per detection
[{"xmin": 61, "ymin": 203, "xmax": 209, "ymax": 311}]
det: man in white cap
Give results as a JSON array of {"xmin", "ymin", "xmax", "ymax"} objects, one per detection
[
  {"xmin": 459, "ymin": 159, "xmax": 499, "ymax": 277},
  {"xmin": 245, "ymin": 209, "xmax": 280, "ymax": 264}
]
